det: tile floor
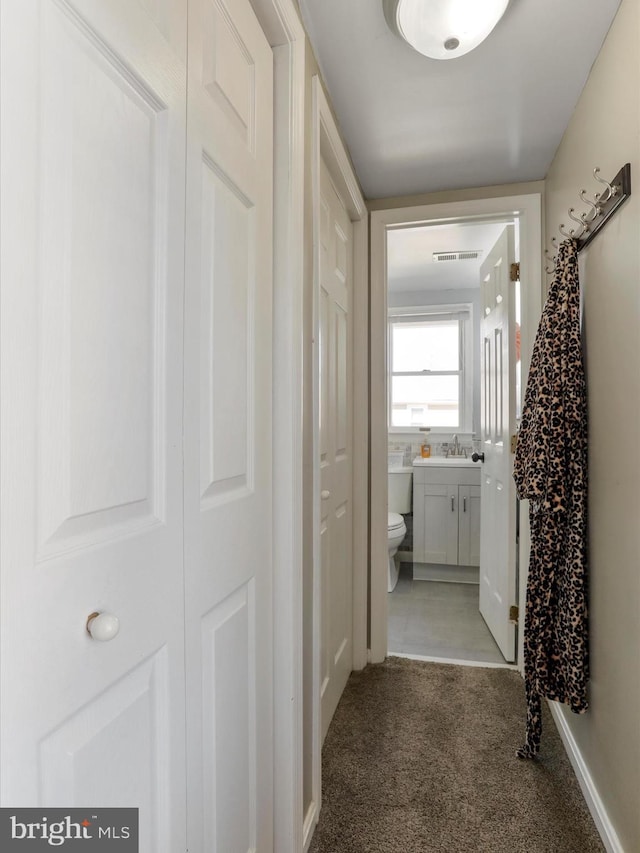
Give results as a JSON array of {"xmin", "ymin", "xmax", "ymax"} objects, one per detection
[{"xmin": 388, "ymin": 562, "xmax": 507, "ymax": 664}]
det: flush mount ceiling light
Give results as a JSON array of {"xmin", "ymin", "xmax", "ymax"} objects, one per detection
[{"xmin": 383, "ymin": 0, "xmax": 510, "ymax": 61}]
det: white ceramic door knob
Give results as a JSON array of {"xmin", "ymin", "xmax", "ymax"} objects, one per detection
[
  {"xmin": 321, "ymin": 490, "xmax": 331, "ymax": 500},
  {"xmin": 86, "ymin": 611, "xmax": 120, "ymax": 642}
]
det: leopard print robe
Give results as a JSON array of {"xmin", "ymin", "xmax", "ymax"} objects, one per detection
[{"xmin": 513, "ymin": 238, "xmax": 589, "ymax": 758}]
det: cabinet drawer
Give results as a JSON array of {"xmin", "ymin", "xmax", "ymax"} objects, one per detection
[{"xmin": 413, "ymin": 464, "xmax": 480, "ymax": 487}]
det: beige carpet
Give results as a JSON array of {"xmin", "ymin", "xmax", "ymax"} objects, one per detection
[{"xmin": 309, "ymin": 657, "xmax": 604, "ymax": 853}]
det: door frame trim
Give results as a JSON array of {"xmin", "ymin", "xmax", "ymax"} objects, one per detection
[
  {"xmin": 370, "ymin": 194, "xmax": 542, "ymax": 666},
  {"xmin": 250, "ymin": 1, "xmax": 306, "ymax": 850},
  {"xmin": 307, "ymin": 74, "xmax": 368, "ymax": 850}
]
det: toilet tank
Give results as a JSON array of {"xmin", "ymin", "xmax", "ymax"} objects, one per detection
[{"xmin": 388, "ymin": 469, "xmax": 412, "ymax": 514}]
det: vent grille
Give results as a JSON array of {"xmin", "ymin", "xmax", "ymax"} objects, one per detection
[{"xmin": 433, "ymin": 250, "xmax": 482, "ymax": 262}]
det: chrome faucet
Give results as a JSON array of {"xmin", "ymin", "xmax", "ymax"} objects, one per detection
[{"xmin": 446, "ymin": 434, "xmax": 467, "ymax": 458}]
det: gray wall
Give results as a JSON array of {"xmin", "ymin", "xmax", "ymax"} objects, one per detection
[{"xmin": 544, "ymin": 0, "xmax": 640, "ymax": 848}]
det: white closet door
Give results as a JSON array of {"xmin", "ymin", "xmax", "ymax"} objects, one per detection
[
  {"xmin": 183, "ymin": 0, "xmax": 275, "ymax": 850},
  {"xmin": 0, "ymin": 2, "xmax": 188, "ymax": 851},
  {"xmin": 319, "ymin": 159, "xmax": 354, "ymax": 742}
]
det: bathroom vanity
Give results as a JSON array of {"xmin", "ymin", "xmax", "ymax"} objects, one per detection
[{"xmin": 412, "ymin": 458, "xmax": 481, "ymax": 583}]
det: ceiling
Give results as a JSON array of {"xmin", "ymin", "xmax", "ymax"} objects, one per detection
[
  {"xmin": 387, "ymin": 220, "xmax": 509, "ymax": 292},
  {"xmin": 298, "ymin": 0, "xmax": 622, "ymax": 199}
]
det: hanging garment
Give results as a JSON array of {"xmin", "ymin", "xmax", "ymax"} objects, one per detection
[{"xmin": 513, "ymin": 239, "xmax": 589, "ymax": 758}]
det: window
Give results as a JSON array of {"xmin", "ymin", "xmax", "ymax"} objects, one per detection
[{"xmin": 388, "ymin": 306, "xmax": 472, "ymax": 430}]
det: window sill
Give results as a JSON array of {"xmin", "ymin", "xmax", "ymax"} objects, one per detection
[{"xmin": 388, "ymin": 427, "xmax": 474, "ymax": 435}]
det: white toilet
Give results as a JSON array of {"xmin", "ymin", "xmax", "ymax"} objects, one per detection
[{"xmin": 388, "ymin": 463, "xmax": 412, "ymax": 592}]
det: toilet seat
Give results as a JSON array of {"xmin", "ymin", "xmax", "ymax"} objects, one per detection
[
  {"xmin": 387, "ymin": 512, "xmax": 406, "ymax": 593},
  {"xmin": 388, "ymin": 511, "xmax": 405, "ymax": 532}
]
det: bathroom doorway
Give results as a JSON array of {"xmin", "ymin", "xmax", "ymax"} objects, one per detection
[{"xmin": 369, "ymin": 193, "xmax": 543, "ymax": 669}]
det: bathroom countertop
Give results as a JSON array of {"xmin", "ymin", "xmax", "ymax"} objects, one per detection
[{"xmin": 412, "ymin": 456, "xmax": 477, "ymax": 468}]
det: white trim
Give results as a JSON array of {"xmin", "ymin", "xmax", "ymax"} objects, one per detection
[
  {"xmin": 391, "ymin": 652, "xmax": 519, "ymax": 670},
  {"xmin": 309, "ymin": 75, "xmax": 368, "ymax": 852},
  {"xmin": 388, "ymin": 303, "xmax": 472, "ymax": 317},
  {"xmin": 309, "ymin": 79, "xmax": 322, "ymax": 853},
  {"xmin": 249, "ymin": 2, "xmax": 305, "ymax": 851},
  {"xmin": 302, "ymin": 801, "xmax": 319, "ymax": 853},
  {"xmin": 412, "ymin": 564, "xmax": 479, "ymax": 584},
  {"xmin": 352, "ymin": 212, "xmax": 369, "ymax": 674},
  {"xmin": 370, "ymin": 196, "xmax": 542, "ymax": 665},
  {"xmin": 548, "ymin": 702, "xmax": 625, "ymax": 853}
]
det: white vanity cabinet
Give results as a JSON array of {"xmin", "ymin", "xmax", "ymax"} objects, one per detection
[{"xmin": 413, "ymin": 462, "xmax": 481, "ymax": 569}]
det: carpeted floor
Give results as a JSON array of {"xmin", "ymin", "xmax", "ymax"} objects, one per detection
[{"xmin": 309, "ymin": 657, "xmax": 604, "ymax": 853}]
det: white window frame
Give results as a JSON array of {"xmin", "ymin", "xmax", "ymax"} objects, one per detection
[{"xmin": 387, "ymin": 303, "xmax": 474, "ymax": 433}]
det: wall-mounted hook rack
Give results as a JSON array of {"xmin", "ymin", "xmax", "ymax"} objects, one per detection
[
  {"xmin": 547, "ymin": 165, "xmax": 630, "ymax": 273},
  {"xmin": 576, "ymin": 163, "xmax": 630, "ymax": 250},
  {"xmin": 551, "ymin": 163, "xmax": 630, "ymax": 256}
]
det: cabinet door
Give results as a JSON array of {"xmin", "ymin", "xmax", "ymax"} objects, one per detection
[
  {"xmin": 422, "ymin": 485, "xmax": 458, "ymax": 564},
  {"xmin": 458, "ymin": 485, "xmax": 481, "ymax": 566}
]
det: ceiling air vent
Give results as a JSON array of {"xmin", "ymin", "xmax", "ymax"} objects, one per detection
[{"xmin": 433, "ymin": 250, "xmax": 482, "ymax": 262}]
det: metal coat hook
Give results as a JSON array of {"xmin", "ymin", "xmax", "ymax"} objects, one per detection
[
  {"xmin": 544, "ymin": 253, "xmax": 556, "ymax": 275},
  {"xmin": 568, "ymin": 207, "xmax": 590, "ymax": 231},
  {"xmin": 544, "ymin": 243, "xmax": 558, "ymax": 275},
  {"xmin": 559, "ymin": 221, "xmax": 585, "ymax": 239},
  {"xmin": 579, "ymin": 189, "xmax": 601, "ymax": 222},
  {"xmin": 593, "ymin": 167, "xmax": 617, "ymax": 203}
]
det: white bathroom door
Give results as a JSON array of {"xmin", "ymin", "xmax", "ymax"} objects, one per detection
[
  {"xmin": 182, "ymin": 0, "xmax": 275, "ymax": 849},
  {"xmin": 319, "ymin": 159, "xmax": 354, "ymax": 742},
  {"xmin": 478, "ymin": 225, "xmax": 518, "ymax": 663},
  {"xmin": 0, "ymin": 1, "xmax": 188, "ymax": 849}
]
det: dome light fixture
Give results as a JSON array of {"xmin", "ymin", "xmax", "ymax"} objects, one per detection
[{"xmin": 383, "ymin": 0, "xmax": 510, "ymax": 61}]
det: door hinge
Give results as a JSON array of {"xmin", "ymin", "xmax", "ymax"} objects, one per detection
[
  {"xmin": 510, "ymin": 434, "xmax": 518, "ymax": 454},
  {"xmin": 510, "ymin": 262, "xmax": 520, "ymax": 282},
  {"xmin": 509, "ymin": 605, "xmax": 519, "ymax": 624}
]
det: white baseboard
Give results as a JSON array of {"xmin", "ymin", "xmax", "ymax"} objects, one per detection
[
  {"xmin": 302, "ymin": 799, "xmax": 319, "ymax": 853},
  {"xmin": 391, "ymin": 651, "xmax": 518, "ymax": 670},
  {"xmin": 547, "ymin": 701, "xmax": 625, "ymax": 853},
  {"xmin": 413, "ymin": 562, "xmax": 479, "ymax": 584}
]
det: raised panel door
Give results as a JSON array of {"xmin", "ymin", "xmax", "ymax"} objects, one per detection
[
  {"xmin": 183, "ymin": 0, "xmax": 275, "ymax": 849},
  {"xmin": 479, "ymin": 225, "xmax": 517, "ymax": 662},
  {"xmin": 0, "ymin": 2, "xmax": 188, "ymax": 849},
  {"xmin": 319, "ymin": 159, "xmax": 353, "ymax": 742}
]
